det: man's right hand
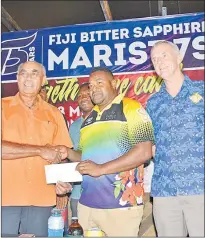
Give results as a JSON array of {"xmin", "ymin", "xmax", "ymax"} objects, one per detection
[
  {"xmin": 54, "ymin": 145, "xmax": 81, "ymax": 163},
  {"xmin": 54, "ymin": 145, "xmax": 69, "ymax": 160},
  {"xmin": 39, "ymin": 145, "xmax": 63, "ymax": 163}
]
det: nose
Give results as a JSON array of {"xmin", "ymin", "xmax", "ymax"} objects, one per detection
[
  {"xmin": 24, "ymin": 72, "xmax": 33, "ymax": 80},
  {"xmin": 81, "ymin": 94, "xmax": 89, "ymax": 100},
  {"xmin": 91, "ymin": 85, "xmax": 98, "ymax": 92}
]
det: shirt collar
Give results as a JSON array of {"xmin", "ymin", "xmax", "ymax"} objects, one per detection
[
  {"xmin": 182, "ymin": 74, "xmax": 195, "ymax": 94},
  {"xmin": 10, "ymin": 92, "xmax": 43, "ymax": 110},
  {"xmin": 93, "ymin": 94, "xmax": 123, "ymax": 113},
  {"xmin": 159, "ymin": 74, "xmax": 194, "ymax": 96}
]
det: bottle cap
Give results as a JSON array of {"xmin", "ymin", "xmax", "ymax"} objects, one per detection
[{"xmin": 51, "ymin": 208, "xmax": 61, "ymax": 216}]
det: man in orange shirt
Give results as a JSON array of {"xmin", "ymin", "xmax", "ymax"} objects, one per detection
[{"xmin": 2, "ymin": 61, "xmax": 73, "ymax": 236}]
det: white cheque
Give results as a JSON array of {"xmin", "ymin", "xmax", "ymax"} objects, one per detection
[{"xmin": 45, "ymin": 162, "xmax": 82, "ymax": 184}]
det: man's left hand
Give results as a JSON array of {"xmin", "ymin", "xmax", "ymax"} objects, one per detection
[
  {"xmin": 56, "ymin": 181, "xmax": 72, "ymax": 195},
  {"xmin": 76, "ymin": 160, "xmax": 104, "ymax": 177}
]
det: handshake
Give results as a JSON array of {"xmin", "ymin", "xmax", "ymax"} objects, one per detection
[{"xmin": 39, "ymin": 145, "xmax": 70, "ymax": 164}]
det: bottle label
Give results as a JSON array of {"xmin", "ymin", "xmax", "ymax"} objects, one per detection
[
  {"xmin": 86, "ymin": 228, "xmax": 104, "ymax": 237},
  {"xmin": 67, "ymin": 236, "xmax": 83, "ymax": 238},
  {"xmin": 68, "ymin": 229, "xmax": 83, "ymax": 236},
  {"xmin": 48, "ymin": 228, "xmax": 64, "ymax": 237}
]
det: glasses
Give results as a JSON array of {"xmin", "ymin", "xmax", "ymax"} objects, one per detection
[{"xmin": 18, "ymin": 71, "xmax": 40, "ymax": 79}]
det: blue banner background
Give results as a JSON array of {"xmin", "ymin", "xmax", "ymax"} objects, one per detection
[{"xmin": 1, "ymin": 12, "xmax": 204, "ymax": 82}]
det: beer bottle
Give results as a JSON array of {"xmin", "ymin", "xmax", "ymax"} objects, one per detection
[{"xmin": 68, "ymin": 217, "xmax": 83, "ymax": 237}]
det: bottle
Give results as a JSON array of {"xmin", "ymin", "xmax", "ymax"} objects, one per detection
[
  {"xmin": 85, "ymin": 228, "xmax": 104, "ymax": 237},
  {"xmin": 68, "ymin": 217, "xmax": 83, "ymax": 237},
  {"xmin": 48, "ymin": 208, "xmax": 64, "ymax": 237}
]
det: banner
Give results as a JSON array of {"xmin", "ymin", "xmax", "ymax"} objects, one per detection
[{"xmin": 1, "ymin": 12, "xmax": 204, "ymax": 126}]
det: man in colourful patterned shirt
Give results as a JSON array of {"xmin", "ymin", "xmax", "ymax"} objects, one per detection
[
  {"xmin": 146, "ymin": 41, "xmax": 204, "ymax": 236},
  {"xmin": 58, "ymin": 68, "xmax": 154, "ymax": 236}
]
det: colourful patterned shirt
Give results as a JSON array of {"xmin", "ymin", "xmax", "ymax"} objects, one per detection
[
  {"xmin": 78, "ymin": 94, "xmax": 154, "ymax": 209},
  {"xmin": 146, "ymin": 75, "xmax": 204, "ymax": 197}
]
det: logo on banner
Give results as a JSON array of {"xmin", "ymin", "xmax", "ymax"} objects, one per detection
[{"xmin": 1, "ymin": 32, "xmax": 37, "ymax": 76}]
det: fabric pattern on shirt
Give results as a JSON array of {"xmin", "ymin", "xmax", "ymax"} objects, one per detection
[
  {"xmin": 78, "ymin": 94, "xmax": 154, "ymax": 209},
  {"xmin": 146, "ymin": 75, "xmax": 204, "ymax": 197}
]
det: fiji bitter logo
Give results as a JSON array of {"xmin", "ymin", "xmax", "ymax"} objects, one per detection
[{"xmin": 1, "ymin": 32, "xmax": 37, "ymax": 76}]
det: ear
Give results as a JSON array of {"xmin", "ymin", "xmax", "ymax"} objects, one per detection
[
  {"xmin": 111, "ymin": 79, "xmax": 117, "ymax": 89},
  {"xmin": 41, "ymin": 76, "xmax": 46, "ymax": 87},
  {"xmin": 177, "ymin": 54, "xmax": 183, "ymax": 65},
  {"xmin": 17, "ymin": 74, "xmax": 21, "ymax": 85}
]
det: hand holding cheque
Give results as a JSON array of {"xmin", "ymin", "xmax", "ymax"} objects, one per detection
[
  {"xmin": 45, "ymin": 146, "xmax": 103, "ymax": 195},
  {"xmin": 45, "ymin": 145, "xmax": 102, "ymax": 182}
]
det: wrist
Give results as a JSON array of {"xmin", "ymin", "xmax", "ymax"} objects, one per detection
[
  {"xmin": 37, "ymin": 146, "xmax": 44, "ymax": 157},
  {"xmin": 99, "ymin": 163, "xmax": 106, "ymax": 176},
  {"xmin": 67, "ymin": 147, "xmax": 71, "ymax": 158}
]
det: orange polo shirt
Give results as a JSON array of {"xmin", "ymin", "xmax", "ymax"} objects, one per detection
[{"xmin": 2, "ymin": 93, "xmax": 73, "ymax": 207}]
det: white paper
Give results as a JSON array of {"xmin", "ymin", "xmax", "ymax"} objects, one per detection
[{"xmin": 45, "ymin": 162, "xmax": 82, "ymax": 184}]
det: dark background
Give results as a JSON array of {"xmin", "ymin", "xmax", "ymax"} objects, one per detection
[{"xmin": 1, "ymin": 0, "xmax": 204, "ymax": 33}]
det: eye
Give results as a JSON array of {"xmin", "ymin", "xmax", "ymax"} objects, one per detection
[
  {"xmin": 19, "ymin": 71, "xmax": 27, "ymax": 77},
  {"xmin": 151, "ymin": 58, "xmax": 156, "ymax": 63},
  {"xmin": 32, "ymin": 71, "xmax": 39, "ymax": 78}
]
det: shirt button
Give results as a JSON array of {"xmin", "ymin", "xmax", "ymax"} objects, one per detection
[
  {"xmin": 28, "ymin": 167, "xmax": 31, "ymax": 170},
  {"xmin": 28, "ymin": 181, "xmax": 31, "ymax": 184},
  {"xmin": 29, "ymin": 137, "xmax": 32, "ymax": 140}
]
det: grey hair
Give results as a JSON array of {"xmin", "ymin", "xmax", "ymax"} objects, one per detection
[
  {"xmin": 17, "ymin": 61, "xmax": 47, "ymax": 76},
  {"xmin": 151, "ymin": 40, "xmax": 180, "ymax": 55}
]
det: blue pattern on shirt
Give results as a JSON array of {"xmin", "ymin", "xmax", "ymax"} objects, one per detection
[
  {"xmin": 69, "ymin": 117, "xmax": 84, "ymax": 199},
  {"xmin": 146, "ymin": 75, "xmax": 204, "ymax": 197}
]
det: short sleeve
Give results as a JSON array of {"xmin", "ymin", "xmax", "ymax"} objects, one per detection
[
  {"xmin": 124, "ymin": 99, "xmax": 155, "ymax": 146},
  {"xmin": 145, "ymin": 99, "xmax": 153, "ymax": 121},
  {"xmin": 69, "ymin": 119, "xmax": 82, "ymax": 151},
  {"xmin": 77, "ymin": 130, "xmax": 83, "ymax": 153}
]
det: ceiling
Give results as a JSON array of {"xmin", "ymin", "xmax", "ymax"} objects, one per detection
[{"xmin": 1, "ymin": 0, "xmax": 204, "ymax": 33}]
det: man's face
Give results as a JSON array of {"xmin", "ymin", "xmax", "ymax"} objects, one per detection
[
  {"xmin": 77, "ymin": 85, "xmax": 93, "ymax": 113},
  {"xmin": 17, "ymin": 62, "xmax": 45, "ymax": 96},
  {"xmin": 151, "ymin": 43, "xmax": 181, "ymax": 79},
  {"xmin": 89, "ymin": 71, "xmax": 116, "ymax": 107}
]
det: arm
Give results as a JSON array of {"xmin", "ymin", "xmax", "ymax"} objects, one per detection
[
  {"xmin": 152, "ymin": 145, "xmax": 156, "ymax": 157},
  {"xmin": 146, "ymin": 100, "xmax": 156, "ymax": 158},
  {"xmin": 2, "ymin": 140, "xmax": 63, "ymax": 163},
  {"xmin": 2, "ymin": 141, "xmax": 42, "ymax": 160},
  {"xmin": 52, "ymin": 146, "xmax": 82, "ymax": 162},
  {"xmin": 56, "ymin": 181, "xmax": 73, "ymax": 195},
  {"xmin": 77, "ymin": 141, "xmax": 152, "ymax": 176},
  {"xmin": 67, "ymin": 148, "xmax": 82, "ymax": 162},
  {"xmin": 101, "ymin": 141, "xmax": 152, "ymax": 175},
  {"xmin": 77, "ymin": 101, "xmax": 154, "ymax": 177}
]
